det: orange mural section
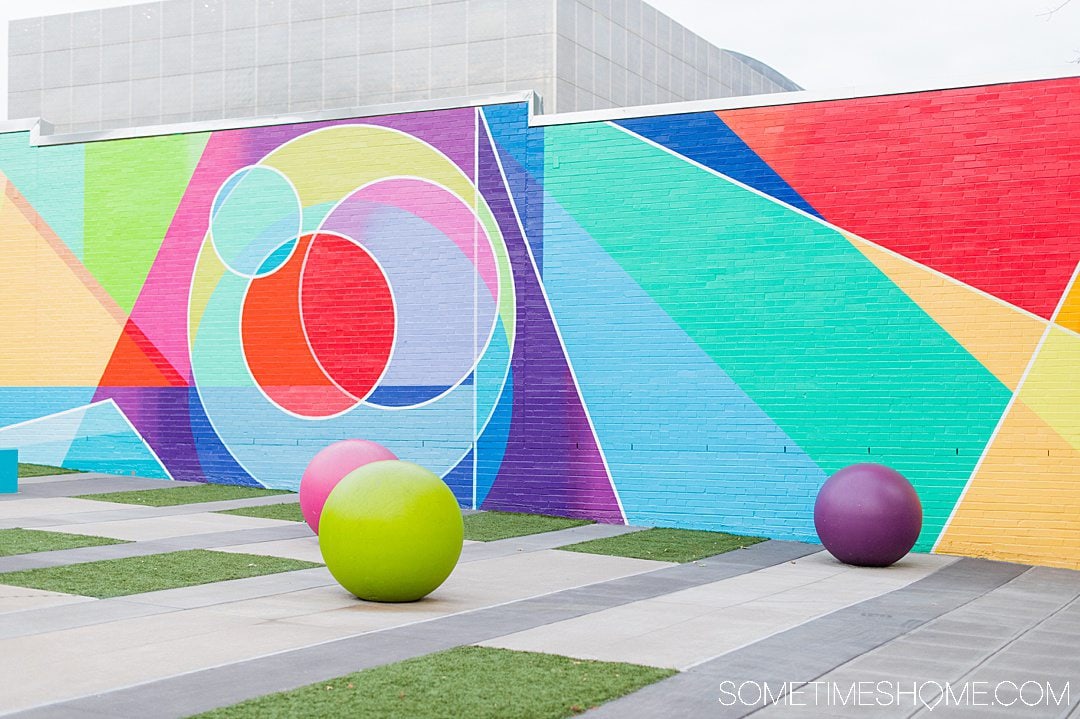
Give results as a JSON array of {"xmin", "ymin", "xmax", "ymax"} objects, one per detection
[
  {"xmin": 0, "ymin": 175, "xmax": 125, "ymax": 386},
  {"xmin": 844, "ymin": 233, "xmax": 1046, "ymax": 391}
]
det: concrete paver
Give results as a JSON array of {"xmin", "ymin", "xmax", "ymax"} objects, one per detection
[
  {"xmin": 40, "ymin": 512, "xmax": 296, "ymax": 541},
  {"xmin": 0, "ymin": 497, "xmax": 139, "ymax": 522},
  {"xmin": 2, "ymin": 475, "xmax": 201, "ymax": 499},
  {"xmin": 214, "ymin": 536, "xmax": 323, "ymax": 563},
  {"xmin": 584, "ymin": 558, "xmax": 1033, "ymax": 719},
  {"xmin": 0, "ymin": 476, "xmax": 1075, "ymax": 719},
  {"xmin": 483, "ymin": 551, "xmax": 953, "ymax": 669},
  {"xmin": 4, "ymin": 540, "xmax": 816, "ymax": 719},
  {"xmin": 0, "ymin": 550, "xmax": 668, "ymax": 714},
  {"xmin": 0, "ymin": 584, "xmax": 95, "ymax": 615}
]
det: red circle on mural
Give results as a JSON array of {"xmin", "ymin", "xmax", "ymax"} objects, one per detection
[{"xmin": 241, "ymin": 232, "xmax": 395, "ymax": 417}]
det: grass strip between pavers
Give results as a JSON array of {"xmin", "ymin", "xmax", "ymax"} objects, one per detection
[
  {"xmin": 76, "ymin": 484, "xmax": 294, "ymax": 507},
  {"xmin": 189, "ymin": 645, "xmax": 676, "ymax": 719},
  {"xmin": 218, "ymin": 503, "xmax": 305, "ymax": 523},
  {"xmin": 0, "ymin": 528, "xmax": 129, "ymax": 557},
  {"xmin": 0, "ymin": 549, "xmax": 320, "ymax": 598},
  {"xmin": 17, "ymin": 463, "xmax": 84, "ymax": 478},
  {"xmin": 463, "ymin": 511, "xmax": 593, "ymax": 542},
  {"xmin": 558, "ymin": 527, "xmax": 766, "ymax": 563}
]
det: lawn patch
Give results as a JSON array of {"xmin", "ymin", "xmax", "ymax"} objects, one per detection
[
  {"xmin": 218, "ymin": 503, "xmax": 304, "ymax": 522},
  {"xmin": 191, "ymin": 645, "xmax": 675, "ymax": 719},
  {"xmin": 559, "ymin": 527, "xmax": 766, "ymax": 563},
  {"xmin": 0, "ymin": 528, "xmax": 128, "ymax": 557},
  {"xmin": 77, "ymin": 484, "xmax": 293, "ymax": 507},
  {"xmin": 463, "ymin": 511, "xmax": 593, "ymax": 542},
  {"xmin": 17, "ymin": 463, "xmax": 83, "ymax": 478},
  {"xmin": 0, "ymin": 549, "xmax": 320, "ymax": 598}
]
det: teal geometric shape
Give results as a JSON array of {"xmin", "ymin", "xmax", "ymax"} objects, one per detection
[
  {"xmin": 210, "ymin": 165, "xmax": 302, "ymax": 277},
  {"xmin": 0, "ymin": 131, "xmax": 85, "ymax": 259},
  {"xmin": 542, "ymin": 193, "xmax": 827, "ymax": 540},
  {"xmin": 0, "ymin": 403, "xmax": 93, "ymax": 468},
  {"xmin": 60, "ymin": 400, "xmax": 171, "ymax": 479},
  {"xmin": 542, "ymin": 121, "xmax": 1013, "ymax": 549}
]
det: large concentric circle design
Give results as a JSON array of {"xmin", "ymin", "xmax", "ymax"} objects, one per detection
[{"xmin": 189, "ymin": 124, "xmax": 516, "ymax": 488}]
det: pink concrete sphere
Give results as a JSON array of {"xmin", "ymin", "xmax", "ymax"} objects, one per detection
[{"xmin": 299, "ymin": 439, "xmax": 397, "ymax": 533}]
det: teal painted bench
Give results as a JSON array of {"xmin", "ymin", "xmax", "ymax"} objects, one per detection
[{"xmin": 0, "ymin": 449, "xmax": 16, "ymax": 493}]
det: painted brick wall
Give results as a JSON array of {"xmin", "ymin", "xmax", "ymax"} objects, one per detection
[{"xmin": 1, "ymin": 77, "xmax": 1077, "ymax": 569}]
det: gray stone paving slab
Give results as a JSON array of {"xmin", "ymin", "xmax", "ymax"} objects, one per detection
[
  {"xmin": 124, "ymin": 567, "xmax": 334, "ymax": 611},
  {"xmin": 459, "ymin": 522, "xmax": 646, "ymax": 562},
  {"xmin": 0, "ymin": 495, "xmax": 301, "ymax": 531},
  {"xmin": 3, "ymin": 540, "xmax": 818, "ymax": 718},
  {"xmin": 0, "ymin": 597, "xmax": 171, "ymax": 640},
  {"xmin": 1, "ymin": 475, "xmax": 202, "ymax": 499},
  {"xmin": 13, "ymin": 474, "xmax": 91, "ymax": 485},
  {"xmin": 907, "ymin": 577, "xmax": 1080, "ymax": 718},
  {"xmin": 0, "ymin": 567, "xmax": 334, "ymax": 642},
  {"xmin": 0, "ymin": 523, "xmax": 312, "ymax": 573},
  {"xmin": 0, "ymin": 524, "xmax": 657, "ymax": 642},
  {"xmin": 584, "ymin": 558, "xmax": 1032, "ymax": 719}
]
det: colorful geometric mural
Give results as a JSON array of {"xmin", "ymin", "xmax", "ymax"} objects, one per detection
[{"xmin": 1, "ymin": 78, "xmax": 1078, "ymax": 568}]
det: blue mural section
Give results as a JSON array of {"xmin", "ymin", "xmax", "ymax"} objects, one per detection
[
  {"xmin": 541, "ymin": 195, "xmax": 827, "ymax": 540},
  {"xmin": 615, "ymin": 112, "xmax": 821, "ymax": 217}
]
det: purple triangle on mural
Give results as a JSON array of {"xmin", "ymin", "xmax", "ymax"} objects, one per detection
[{"xmin": 476, "ymin": 113, "xmax": 624, "ymax": 523}]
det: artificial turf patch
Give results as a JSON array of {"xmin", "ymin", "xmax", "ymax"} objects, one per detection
[
  {"xmin": 190, "ymin": 645, "xmax": 675, "ymax": 719},
  {"xmin": 0, "ymin": 549, "xmax": 320, "ymax": 598},
  {"xmin": 218, "ymin": 503, "xmax": 305, "ymax": 522},
  {"xmin": 76, "ymin": 484, "xmax": 293, "ymax": 507},
  {"xmin": 17, "ymin": 463, "xmax": 83, "ymax": 478},
  {"xmin": 463, "ymin": 511, "xmax": 593, "ymax": 542},
  {"xmin": 558, "ymin": 527, "xmax": 766, "ymax": 563},
  {"xmin": 0, "ymin": 528, "xmax": 129, "ymax": 557}
]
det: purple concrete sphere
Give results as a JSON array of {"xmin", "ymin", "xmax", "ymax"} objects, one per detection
[{"xmin": 814, "ymin": 463, "xmax": 923, "ymax": 567}]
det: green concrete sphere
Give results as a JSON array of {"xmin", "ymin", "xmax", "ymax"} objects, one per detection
[{"xmin": 319, "ymin": 460, "xmax": 464, "ymax": 602}]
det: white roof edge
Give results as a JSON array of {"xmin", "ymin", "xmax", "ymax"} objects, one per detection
[
  {"xmin": 0, "ymin": 118, "xmax": 44, "ymax": 133},
  {"xmin": 14, "ymin": 91, "xmax": 540, "ymax": 146},
  {"xmin": 3, "ymin": 66, "xmax": 1078, "ymax": 144},
  {"xmin": 532, "ymin": 66, "xmax": 1080, "ymax": 126}
]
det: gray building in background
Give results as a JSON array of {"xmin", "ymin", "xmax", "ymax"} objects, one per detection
[{"xmin": 8, "ymin": 0, "xmax": 801, "ymax": 134}]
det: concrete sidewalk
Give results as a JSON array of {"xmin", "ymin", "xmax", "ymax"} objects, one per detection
[{"xmin": 0, "ymin": 474, "xmax": 1076, "ymax": 718}]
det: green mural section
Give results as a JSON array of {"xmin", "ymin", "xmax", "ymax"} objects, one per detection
[
  {"xmin": 542, "ymin": 122, "xmax": 1013, "ymax": 544},
  {"xmin": 83, "ymin": 133, "xmax": 209, "ymax": 312},
  {"xmin": 0, "ymin": 132, "xmax": 85, "ymax": 258}
]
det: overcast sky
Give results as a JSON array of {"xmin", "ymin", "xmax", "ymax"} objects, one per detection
[
  {"xmin": 1, "ymin": 0, "xmax": 1078, "ymax": 118},
  {"xmin": 647, "ymin": 0, "xmax": 1079, "ymax": 90}
]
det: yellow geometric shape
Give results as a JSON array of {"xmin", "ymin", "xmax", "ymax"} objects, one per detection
[
  {"xmin": 187, "ymin": 238, "xmax": 227, "ymax": 348},
  {"xmin": 260, "ymin": 124, "xmax": 479, "ymax": 209},
  {"xmin": 0, "ymin": 176, "xmax": 125, "ymax": 386},
  {"xmin": 845, "ymin": 233, "xmax": 1047, "ymax": 390},
  {"xmin": 1057, "ymin": 276, "xmax": 1080, "ymax": 335},
  {"xmin": 936, "ymin": 400, "xmax": 1080, "ymax": 570},
  {"xmin": 1018, "ymin": 326, "xmax": 1080, "ymax": 452}
]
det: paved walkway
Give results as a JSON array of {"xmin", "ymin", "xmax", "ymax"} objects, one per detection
[{"xmin": 0, "ymin": 475, "xmax": 1077, "ymax": 718}]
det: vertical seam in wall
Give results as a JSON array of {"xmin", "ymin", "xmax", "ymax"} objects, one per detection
[
  {"xmin": 127, "ymin": 9, "xmax": 134, "ymax": 123},
  {"xmin": 427, "ymin": 2, "xmax": 433, "ymax": 101},
  {"xmin": 473, "ymin": 106, "xmax": 480, "ymax": 510},
  {"xmin": 390, "ymin": 5, "xmax": 396, "ymax": 102},
  {"xmin": 932, "ymin": 259, "xmax": 1080, "ymax": 551},
  {"xmin": 156, "ymin": 6, "xmax": 163, "ymax": 124},
  {"xmin": 253, "ymin": 1, "xmax": 260, "ymax": 114},
  {"xmin": 551, "ymin": 0, "xmax": 558, "ymax": 111},
  {"xmin": 287, "ymin": 4, "xmax": 293, "ymax": 109}
]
